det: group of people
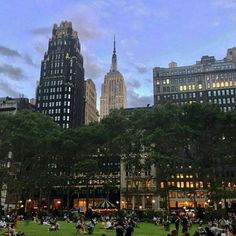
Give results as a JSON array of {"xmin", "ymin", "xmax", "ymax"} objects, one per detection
[
  {"xmin": 0, "ymin": 213, "xmax": 25, "ymax": 236},
  {"xmin": 33, "ymin": 214, "xmax": 60, "ymax": 231},
  {"xmin": 75, "ymin": 215, "xmax": 137, "ymax": 236},
  {"xmin": 165, "ymin": 215, "xmax": 236, "ymax": 236},
  {"xmin": 76, "ymin": 216, "xmax": 96, "ymax": 235},
  {"xmin": 194, "ymin": 217, "xmax": 236, "ymax": 236},
  {"xmin": 100, "ymin": 217, "xmax": 136, "ymax": 236}
]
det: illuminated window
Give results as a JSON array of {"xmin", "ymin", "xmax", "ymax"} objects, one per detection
[
  {"xmin": 200, "ymin": 181, "xmax": 204, "ymax": 188},
  {"xmin": 177, "ymin": 192, "xmax": 183, "ymax": 198},
  {"xmin": 146, "ymin": 180, "xmax": 152, "ymax": 188},
  {"xmin": 199, "ymin": 84, "xmax": 203, "ymax": 89}
]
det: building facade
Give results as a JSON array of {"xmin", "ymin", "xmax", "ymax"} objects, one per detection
[
  {"xmin": 120, "ymin": 159, "xmax": 160, "ymax": 211},
  {"xmin": 100, "ymin": 38, "xmax": 127, "ymax": 119},
  {"xmin": 36, "ymin": 21, "xmax": 85, "ymax": 128},
  {"xmin": 0, "ymin": 97, "xmax": 33, "ymax": 115},
  {"xmin": 85, "ymin": 79, "xmax": 98, "ymax": 125},
  {"xmin": 153, "ymin": 47, "xmax": 236, "ymax": 111}
]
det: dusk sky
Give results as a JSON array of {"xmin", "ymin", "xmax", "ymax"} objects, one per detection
[{"xmin": 1, "ymin": 0, "xmax": 236, "ymax": 108}]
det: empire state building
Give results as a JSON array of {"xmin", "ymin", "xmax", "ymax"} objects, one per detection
[{"xmin": 100, "ymin": 38, "xmax": 127, "ymax": 119}]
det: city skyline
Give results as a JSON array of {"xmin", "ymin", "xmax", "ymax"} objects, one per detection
[{"xmin": 1, "ymin": 0, "xmax": 236, "ymax": 108}]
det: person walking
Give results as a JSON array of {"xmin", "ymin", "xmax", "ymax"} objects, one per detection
[{"xmin": 125, "ymin": 223, "xmax": 134, "ymax": 236}]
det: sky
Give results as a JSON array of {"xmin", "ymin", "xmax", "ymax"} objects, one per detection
[{"xmin": 1, "ymin": 0, "xmax": 236, "ymax": 108}]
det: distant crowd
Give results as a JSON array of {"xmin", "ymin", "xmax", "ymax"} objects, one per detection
[
  {"xmin": 0, "ymin": 209, "xmax": 236, "ymax": 236},
  {"xmin": 152, "ymin": 214, "xmax": 236, "ymax": 236}
]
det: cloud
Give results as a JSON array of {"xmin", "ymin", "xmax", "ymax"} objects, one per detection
[
  {"xmin": 0, "ymin": 64, "xmax": 24, "ymax": 80},
  {"xmin": 210, "ymin": 21, "xmax": 220, "ymax": 27},
  {"xmin": 29, "ymin": 27, "xmax": 51, "ymax": 37},
  {"xmin": 134, "ymin": 63, "xmax": 149, "ymax": 74},
  {"xmin": 128, "ymin": 89, "xmax": 153, "ymax": 108},
  {"xmin": 0, "ymin": 46, "xmax": 21, "ymax": 57},
  {"xmin": 64, "ymin": 4, "xmax": 106, "ymax": 42},
  {"xmin": 0, "ymin": 45, "xmax": 36, "ymax": 66},
  {"xmin": 213, "ymin": 0, "xmax": 236, "ymax": 8},
  {"xmin": 83, "ymin": 50, "xmax": 105, "ymax": 79},
  {"xmin": 126, "ymin": 78, "xmax": 141, "ymax": 89},
  {"xmin": 0, "ymin": 81, "xmax": 19, "ymax": 97},
  {"xmin": 34, "ymin": 42, "xmax": 47, "ymax": 56},
  {"xmin": 23, "ymin": 54, "xmax": 37, "ymax": 67}
]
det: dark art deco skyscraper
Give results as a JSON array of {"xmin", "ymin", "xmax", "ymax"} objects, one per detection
[{"xmin": 36, "ymin": 21, "xmax": 85, "ymax": 128}]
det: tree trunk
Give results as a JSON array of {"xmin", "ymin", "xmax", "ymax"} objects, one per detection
[
  {"xmin": 92, "ymin": 181, "xmax": 95, "ymax": 208},
  {"xmin": 67, "ymin": 187, "xmax": 70, "ymax": 210},
  {"xmin": 86, "ymin": 177, "xmax": 89, "ymax": 211},
  {"xmin": 39, "ymin": 188, "xmax": 42, "ymax": 212},
  {"xmin": 47, "ymin": 189, "xmax": 51, "ymax": 210}
]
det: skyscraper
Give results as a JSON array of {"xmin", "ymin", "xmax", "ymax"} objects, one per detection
[
  {"xmin": 100, "ymin": 37, "xmax": 127, "ymax": 119},
  {"xmin": 36, "ymin": 21, "xmax": 85, "ymax": 128},
  {"xmin": 85, "ymin": 79, "xmax": 98, "ymax": 124}
]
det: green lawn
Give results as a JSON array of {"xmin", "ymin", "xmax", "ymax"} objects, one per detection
[{"xmin": 0, "ymin": 221, "xmax": 199, "ymax": 236}]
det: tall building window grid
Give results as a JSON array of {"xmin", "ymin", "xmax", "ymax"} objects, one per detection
[
  {"xmin": 36, "ymin": 21, "xmax": 85, "ymax": 128},
  {"xmin": 154, "ymin": 50, "xmax": 236, "ymax": 111}
]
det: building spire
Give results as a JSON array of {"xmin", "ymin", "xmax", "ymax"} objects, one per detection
[
  {"xmin": 111, "ymin": 34, "xmax": 117, "ymax": 72},
  {"xmin": 113, "ymin": 34, "xmax": 116, "ymax": 54}
]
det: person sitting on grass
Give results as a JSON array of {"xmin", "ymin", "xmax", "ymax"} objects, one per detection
[
  {"xmin": 87, "ymin": 219, "xmax": 95, "ymax": 234},
  {"xmin": 16, "ymin": 231, "xmax": 25, "ymax": 236},
  {"xmin": 164, "ymin": 219, "xmax": 170, "ymax": 231},
  {"xmin": 167, "ymin": 229, "xmax": 177, "ymax": 236},
  {"xmin": 48, "ymin": 219, "xmax": 60, "ymax": 231},
  {"xmin": 76, "ymin": 216, "xmax": 85, "ymax": 235},
  {"xmin": 105, "ymin": 219, "xmax": 113, "ymax": 230},
  {"xmin": 0, "ymin": 219, "xmax": 6, "ymax": 228},
  {"xmin": 3, "ymin": 223, "xmax": 16, "ymax": 236}
]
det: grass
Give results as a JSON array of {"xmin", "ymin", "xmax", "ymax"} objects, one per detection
[{"xmin": 0, "ymin": 221, "xmax": 199, "ymax": 236}]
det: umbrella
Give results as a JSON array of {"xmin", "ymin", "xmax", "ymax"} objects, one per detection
[{"xmin": 94, "ymin": 200, "xmax": 116, "ymax": 209}]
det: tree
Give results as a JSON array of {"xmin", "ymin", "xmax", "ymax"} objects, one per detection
[
  {"xmin": 75, "ymin": 159, "xmax": 98, "ymax": 210},
  {"xmin": 0, "ymin": 110, "xmax": 62, "ymax": 210}
]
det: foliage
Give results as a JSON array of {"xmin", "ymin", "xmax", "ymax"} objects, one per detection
[{"xmin": 0, "ymin": 104, "xmax": 235, "ymax": 211}]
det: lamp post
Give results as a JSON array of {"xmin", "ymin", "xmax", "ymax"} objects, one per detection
[{"xmin": 152, "ymin": 199, "xmax": 156, "ymax": 210}]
